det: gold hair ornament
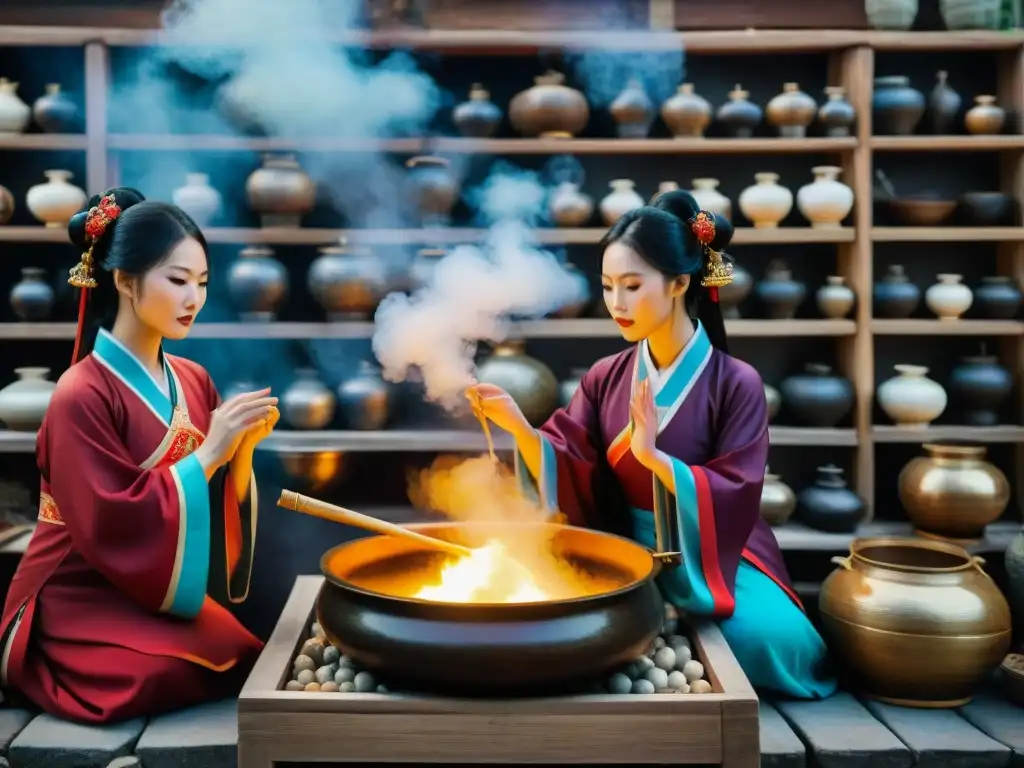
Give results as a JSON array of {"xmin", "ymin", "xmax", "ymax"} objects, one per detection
[
  {"xmin": 68, "ymin": 193, "xmax": 122, "ymax": 289},
  {"xmin": 689, "ymin": 210, "xmax": 734, "ymax": 289}
]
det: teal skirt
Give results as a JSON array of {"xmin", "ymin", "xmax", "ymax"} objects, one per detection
[{"xmin": 632, "ymin": 509, "xmax": 837, "ymax": 700}]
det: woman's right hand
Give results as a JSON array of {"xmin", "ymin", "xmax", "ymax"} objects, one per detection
[
  {"xmin": 196, "ymin": 388, "xmax": 279, "ymax": 473},
  {"xmin": 465, "ymin": 383, "xmax": 531, "ymax": 436}
]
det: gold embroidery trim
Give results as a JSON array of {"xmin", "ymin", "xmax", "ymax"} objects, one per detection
[{"xmin": 38, "ymin": 492, "xmax": 64, "ymax": 526}]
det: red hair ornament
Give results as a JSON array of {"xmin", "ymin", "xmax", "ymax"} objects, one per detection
[
  {"xmin": 68, "ymin": 193, "xmax": 122, "ymax": 364},
  {"xmin": 689, "ymin": 209, "xmax": 733, "ymax": 303}
]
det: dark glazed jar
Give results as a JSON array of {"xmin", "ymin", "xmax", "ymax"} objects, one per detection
[
  {"xmin": 974, "ymin": 276, "xmax": 1021, "ymax": 319},
  {"xmin": 780, "ymin": 363, "xmax": 854, "ymax": 427},
  {"xmin": 756, "ymin": 259, "xmax": 806, "ymax": 320},
  {"xmin": 452, "ymin": 83, "xmax": 502, "ymax": 139},
  {"xmin": 797, "ymin": 464, "xmax": 866, "ymax": 533},
  {"xmin": 715, "ymin": 84, "xmax": 763, "ymax": 138},
  {"xmin": 948, "ymin": 354, "xmax": 1012, "ymax": 427},
  {"xmin": 872, "ymin": 76, "xmax": 925, "ymax": 135},
  {"xmin": 873, "ymin": 264, "xmax": 921, "ymax": 318},
  {"xmin": 9, "ymin": 267, "xmax": 55, "ymax": 321}
]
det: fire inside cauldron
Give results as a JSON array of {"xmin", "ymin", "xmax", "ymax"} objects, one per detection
[{"xmin": 316, "ymin": 520, "xmax": 666, "ymax": 694}]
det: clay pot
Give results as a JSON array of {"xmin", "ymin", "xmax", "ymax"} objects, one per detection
[
  {"xmin": 599, "ymin": 179, "xmax": 644, "ymax": 226},
  {"xmin": 0, "ymin": 78, "xmax": 29, "ymax": 133},
  {"xmin": 760, "ymin": 467, "xmax": 796, "ymax": 526},
  {"xmin": 780, "ymin": 363, "xmax": 853, "ymax": 427},
  {"xmin": 0, "ymin": 367, "xmax": 56, "ymax": 430},
  {"xmin": 872, "ymin": 76, "xmax": 925, "ymax": 135},
  {"xmin": 928, "ymin": 71, "xmax": 962, "ymax": 134},
  {"xmin": 959, "ymin": 191, "xmax": 1014, "ymax": 226},
  {"xmin": 476, "ymin": 340, "xmax": 559, "ymax": 426},
  {"xmin": 508, "ymin": 72, "xmax": 589, "ymax": 138},
  {"xmin": 549, "ymin": 181, "xmax": 594, "ymax": 227},
  {"xmin": 716, "ymin": 85, "xmax": 762, "ymax": 138},
  {"xmin": 227, "ymin": 246, "xmax": 289, "ymax": 321},
  {"xmin": 172, "ymin": 173, "xmax": 222, "ymax": 226},
  {"xmin": 307, "ymin": 239, "xmax": 387, "ymax": 320},
  {"xmin": 948, "ymin": 354, "xmax": 1012, "ymax": 427},
  {"xmin": 764, "ymin": 383, "xmax": 782, "ymax": 422},
  {"xmin": 940, "ymin": 0, "xmax": 1001, "ymax": 29},
  {"xmin": 409, "ymin": 247, "xmax": 447, "ymax": 292},
  {"xmin": 797, "ymin": 166, "xmax": 854, "ymax": 228},
  {"xmin": 688, "ymin": 178, "xmax": 731, "ymax": 220},
  {"xmin": 973, "ymin": 276, "xmax": 1021, "ymax": 319},
  {"xmin": 610, "ymin": 78, "xmax": 655, "ymax": 139},
  {"xmin": 815, "ymin": 276, "xmax": 855, "ymax": 319},
  {"xmin": 873, "ymin": 264, "xmax": 921, "ymax": 318},
  {"xmin": 965, "ymin": 95, "xmax": 1005, "ymax": 135},
  {"xmin": 405, "ymin": 156, "xmax": 459, "ymax": 226},
  {"xmin": 818, "ymin": 86, "xmax": 856, "ymax": 137},
  {"xmin": 553, "ymin": 263, "xmax": 591, "ymax": 319},
  {"xmin": 337, "ymin": 360, "xmax": 391, "ymax": 431},
  {"xmin": 738, "ymin": 172, "xmax": 793, "ymax": 228},
  {"xmin": 925, "ymin": 273, "xmax": 973, "ymax": 319},
  {"xmin": 9, "ymin": 267, "xmax": 54, "ymax": 321},
  {"xmin": 32, "ymin": 83, "xmax": 78, "ymax": 133},
  {"xmin": 898, "ymin": 442, "xmax": 1010, "ymax": 540},
  {"xmin": 281, "ymin": 369, "xmax": 336, "ymax": 430},
  {"xmin": 559, "ymin": 368, "xmax": 587, "ymax": 407},
  {"xmin": 26, "ymin": 170, "xmax": 87, "ymax": 228},
  {"xmin": 765, "ymin": 83, "xmax": 816, "ymax": 138},
  {"xmin": 0, "ymin": 184, "xmax": 12, "ymax": 225},
  {"xmin": 819, "ymin": 536, "xmax": 1011, "ymax": 707},
  {"xmin": 660, "ymin": 83, "xmax": 712, "ymax": 138},
  {"xmin": 876, "ymin": 364, "xmax": 948, "ymax": 427},
  {"xmin": 865, "ymin": 0, "xmax": 919, "ymax": 29},
  {"xmin": 797, "ymin": 464, "xmax": 865, "ymax": 533},
  {"xmin": 718, "ymin": 261, "xmax": 753, "ymax": 319},
  {"xmin": 756, "ymin": 259, "xmax": 806, "ymax": 319},
  {"xmin": 886, "ymin": 194, "xmax": 957, "ymax": 226},
  {"xmin": 452, "ymin": 83, "xmax": 502, "ymax": 138},
  {"xmin": 245, "ymin": 154, "xmax": 316, "ymax": 228}
]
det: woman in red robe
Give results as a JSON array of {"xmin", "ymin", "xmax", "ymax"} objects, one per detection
[{"xmin": 0, "ymin": 187, "xmax": 280, "ymax": 724}]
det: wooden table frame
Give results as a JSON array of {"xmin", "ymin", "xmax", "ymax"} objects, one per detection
[{"xmin": 238, "ymin": 575, "xmax": 759, "ymax": 767}]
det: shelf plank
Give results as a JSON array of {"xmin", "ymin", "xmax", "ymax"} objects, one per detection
[
  {"xmin": 871, "ymin": 319, "xmax": 1024, "ymax": 336},
  {"xmin": 872, "ymin": 425, "xmax": 1024, "ymax": 443},
  {"xmin": 872, "ymin": 135, "xmax": 1024, "ymax": 151},
  {"xmin": 0, "ymin": 134, "xmax": 88, "ymax": 150},
  {"xmin": 0, "ymin": 227, "xmax": 72, "ymax": 243},
  {"xmin": 872, "ymin": 227, "xmax": 1024, "ymax": 242},
  {"xmin": 773, "ymin": 520, "xmax": 1019, "ymax": 553}
]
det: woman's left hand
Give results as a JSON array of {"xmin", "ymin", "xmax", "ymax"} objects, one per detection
[
  {"xmin": 241, "ymin": 404, "xmax": 280, "ymax": 450},
  {"xmin": 629, "ymin": 378, "xmax": 659, "ymax": 468}
]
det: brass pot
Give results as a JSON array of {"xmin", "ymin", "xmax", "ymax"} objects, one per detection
[
  {"xmin": 819, "ymin": 536, "xmax": 1012, "ymax": 708},
  {"xmin": 897, "ymin": 442, "xmax": 1010, "ymax": 541}
]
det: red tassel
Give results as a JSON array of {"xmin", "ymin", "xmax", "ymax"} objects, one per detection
[
  {"xmin": 707, "ymin": 286, "xmax": 719, "ymax": 303},
  {"xmin": 70, "ymin": 288, "xmax": 89, "ymax": 366}
]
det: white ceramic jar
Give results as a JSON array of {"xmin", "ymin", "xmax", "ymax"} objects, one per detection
[
  {"xmin": 599, "ymin": 179, "xmax": 644, "ymax": 226},
  {"xmin": 877, "ymin": 364, "xmax": 948, "ymax": 427},
  {"xmin": 172, "ymin": 173, "xmax": 223, "ymax": 225},
  {"xmin": 797, "ymin": 166, "xmax": 854, "ymax": 227},
  {"xmin": 0, "ymin": 78, "xmax": 30, "ymax": 134},
  {"xmin": 26, "ymin": 170, "xmax": 87, "ymax": 227},
  {"xmin": 925, "ymin": 274, "xmax": 973, "ymax": 319},
  {"xmin": 738, "ymin": 172, "xmax": 793, "ymax": 228},
  {"xmin": 688, "ymin": 177, "xmax": 732, "ymax": 220}
]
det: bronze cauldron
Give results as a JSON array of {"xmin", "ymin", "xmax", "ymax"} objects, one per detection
[{"xmin": 315, "ymin": 521, "xmax": 666, "ymax": 694}]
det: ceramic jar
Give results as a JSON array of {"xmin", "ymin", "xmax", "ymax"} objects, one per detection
[
  {"xmin": 9, "ymin": 267, "xmax": 55, "ymax": 321},
  {"xmin": 948, "ymin": 354, "xmax": 1012, "ymax": 426},
  {"xmin": 780, "ymin": 363, "xmax": 854, "ymax": 427},
  {"xmin": 715, "ymin": 85, "xmax": 762, "ymax": 138},
  {"xmin": 405, "ymin": 156, "xmax": 459, "ymax": 226},
  {"xmin": 929, "ymin": 71, "xmax": 962, "ymax": 134},
  {"xmin": 599, "ymin": 179, "xmax": 644, "ymax": 226},
  {"xmin": 610, "ymin": 79, "xmax": 655, "ymax": 138},
  {"xmin": 0, "ymin": 78, "xmax": 29, "ymax": 133},
  {"xmin": 0, "ymin": 184, "xmax": 12, "ymax": 224},
  {"xmin": 974, "ymin": 276, "xmax": 1021, "ymax": 319},
  {"xmin": 898, "ymin": 443, "xmax": 1010, "ymax": 540},
  {"xmin": 925, "ymin": 274, "xmax": 973, "ymax": 319},
  {"xmin": 559, "ymin": 368, "xmax": 587, "ymax": 407},
  {"xmin": 452, "ymin": 83, "xmax": 502, "ymax": 138},
  {"xmin": 650, "ymin": 181, "xmax": 678, "ymax": 204},
  {"xmin": 764, "ymin": 383, "xmax": 782, "ymax": 422},
  {"xmin": 756, "ymin": 259, "xmax": 806, "ymax": 319},
  {"xmin": 761, "ymin": 467, "xmax": 796, "ymax": 526},
  {"xmin": 549, "ymin": 181, "xmax": 594, "ymax": 227},
  {"xmin": 941, "ymin": 0, "xmax": 1001, "ymax": 29},
  {"xmin": 797, "ymin": 166, "xmax": 854, "ymax": 228},
  {"xmin": 718, "ymin": 261, "xmax": 753, "ymax": 319},
  {"xmin": 32, "ymin": 83, "xmax": 78, "ymax": 133},
  {"xmin": 819, "ymin": 536, "xmax": 1011, "ymax": 707},
  {"xmin": 965, "ymin": 95, "xmax": 1005, "ymax": 135},
  {"xmin": 553, "ymin": 263, "xmax": 591, "ymax": 319},
  {"xmin": 172, "ymin": 173, "xmax": 222, "ymax": 226},
  {"xmin": 307, "ymin": 239, "xmax": 387, "ymax": 320},
  {"xmin": 0, "ymin": 367, "xmax": 56, "ymax": 430},
  {"xmin": 281, "ymin": 369, "xmax": 336, "ymax": 430},
  {"xmin": 508, "ymin": 71, "xmax": 589, "ymax": 138},
  {"xmin": 797, "ymin": 464, "xmax": 866, "ymax": 533},
  {"xmin": 476, "ymin": 340, "xmax": 559, "ymax": 426},
  {"xmin": 409, "ymin": 247, "xmax": 447, "ymax": 291},
  {"xmin": 688, "ymin": 178, "xmax": 732, "ymax": 220},
  {"xmin": 872, "ymin": 76, "xmax": 925, "ymax": 135},
  {"xmin": 738, "ymin": 173, "xmax": 793, "ymax": 228},
  {"xmin": 245, "ymin": 154, "xmax": 316, "ymax": 227},
  {"xmin": 766, "ymin": 83, "xmax": 816, "ymax": 138},
  {"xmin": 227, "ymin": 246, "xmax": 289, "ymax": 321},
  {"xmin": 873, "ymin": 264, "xmax": 921, "ymax": 318},
  {"xmin": 815, "ymin": 276, "xmax": 855, "ymax": 319},
  {"xmin": 660, "ymin": 83, "xmax": 712, "ymax": 138},
  {"xmin": 817, "ymin": 87, "xmax": 856, "ymax": 137},
  {"xmin": 876, "ymin": 364, "xmax": 948, "ymax": 427},
  {"xmin": 26, "ymin": 170, "xmax": 87, "ymax": 227},
  {"xmin": 865, "ymin": 0, "xmax": 919, "ymax": 29},
  {"xmin": 337, "ymin": 361, "xmax": 391, "ymax": 430}
]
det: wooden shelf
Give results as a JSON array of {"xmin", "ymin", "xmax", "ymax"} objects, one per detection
[
  {"xmin": 871, "ymin": 425, "xmax": 1024, "ymax": 443},
  {"xmin": 0, "ymin": 227, "xmax": 73, "ymax": 243},
  {"xmin": 872, "ymin": 135, "xmax": 1024, "ymax": 151},
  {"xmin": 872, "ymin": 227, "xmax": 1024, "ymax": 242},
  {"xmin": 871, "ymin": 319, "xmax": 1024, "ymax": 335},
  {"xmin": 0, "ymin": 134, "xmax": 87, "ymax": 150},
  {"xmin": 773, "ymin": 520, "xmax": 1020, "ymax": 553}
]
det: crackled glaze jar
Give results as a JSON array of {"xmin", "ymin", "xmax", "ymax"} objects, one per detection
[
  {"xmin": 508, "ymin": 71, "xmax": 589, "ymax": 138},
  {"xmin": 766, "ymin": 83, "xmax": 816, "ymax": 138},
  {"xmin": 600, "ymin": 179, "xmax": 644, "ymax": 226},
  {"xmin": 26, "ymin": 170, "xmax": 87, "ymax": 227},
  {"xmin": 797, "ymin": 166, "xmax": 854, "ymax": 228},
  {"xmin": 877, "ymin": 364, "xmax": 948, "ymax": 427},
  {"xmin": 660, "ymin": 83, "xmax": 712, "ymax": 138},
  {"xmin": 925, "ymin": 274, "xmax": 973, "ymax": 319},
  {"xmin": 738, "ymin": 173, "xmax": 793, "ymax": 228},
  {"xmin": 688, "ymin": 178, "xmax": 731, "ymax": 220}
]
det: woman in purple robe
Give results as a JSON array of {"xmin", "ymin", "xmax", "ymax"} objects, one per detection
[{"xmin": 468, "ymin": 190, "xmax": 836, "ymax": 699}]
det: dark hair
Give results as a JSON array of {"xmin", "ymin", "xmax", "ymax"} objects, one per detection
[
  {"xmin": 600, "ymin": 189, "xmax": 734, "ymax": 353},
  {"xmin": 67, "ymin": 187, "xmax": 209, "ymax": 363}
]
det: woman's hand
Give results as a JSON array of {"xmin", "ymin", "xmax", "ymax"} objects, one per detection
[
  {"xmin": 629, "ymin": 378, "xmax": 659, "ymax": 468},
  {"xmin": 195, "ymin": 388, "xmax": 278, "ymax": 474},
  {"xmin": 465, "ymin": 383, "xmax": 532, "ymax": 437},
  {"xmin": 241, "ymin": 404, "xmax": 280, "ymax": 451}
]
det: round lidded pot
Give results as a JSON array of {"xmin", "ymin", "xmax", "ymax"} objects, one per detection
[
  {"xmin": 796, "ymin": 166, "xmax": 854, "ymax": 228},
  {"xmin": 660, "ymin": 83, "xmax": 712, "ymax": 138},
  {"xmin": 765, "ymin": 83, "xmax": 817, "ymax": 138},
  {"xmin": 508, "ymin": 71, "xmax": 589, "ymax": 138},
  {"xmin": 452, "ymin": 83, "xmax": 502, "ymax": 138},
  {"xmin": 738, "ymin": 172, "xmax": 793, "ymax": 228},
  {"xmin": 779, "ymin": 363, "xmax": 853, "ymax": 428},
  {"xmin": 307, "ymin": 238, "xmax": 387, "ymax": 320},
  {"xmin": 815, "ymin": 276, "xmax": 855, "ymax": 319},
  {"xmin": 9, "ymin": 267, "xmax": 55, "ymax": 322},
  {"xmin": 817, "ymin": 86, "xmax": 856, "ymax": 136},
  {"xmin": 715, "ymin": 84, "xmax": 762, "ymax": 138},
  {"xmin": 227, "ymin": 246, "xmax": 289, "ymax": 321},
  {"xmin": 796, "ymin": 464, "xmax": 865, "ymax": 533},
  {"xmin": 760, "ymin": 466, "xmax": 796, "ymax": 526},
  {"xmin": 924, "ymin": 273, "xmax": 973, "ymax": 319},
  {"xmin": 876, "ymin": 364, "xmax": 947, "ymax": 427},
  {"xmin": 873, "ymin": 264, "xmax": 921, "ymax": 318}
]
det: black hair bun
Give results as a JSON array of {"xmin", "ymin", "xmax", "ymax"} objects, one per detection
[
  {"xmin": 652, "ymin": 189, "xmax": 734, "ymax": 252},
  {"xmin": 68, "ymin": 186, "xmax": 147, "ymax": 251}
]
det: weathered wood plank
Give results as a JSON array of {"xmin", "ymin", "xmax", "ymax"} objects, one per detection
[
  {"xmin": 774, "ymin": 693, "xmax": 912, "ymax": 768},
  {"xmin": 862, "ymin": 699, "xmax": 1011, "ymax": 768},
  {"xmin": 134, "ymin": 698, "xmax": 237, "ymax": 768},
  {"xmin": 959, "ymin": 691, "xmax": 1024, "ymax": 768},
  {"xmin": 7, "ymin": 714, "xmax": 145, "ymax": 768},
  {"xmin": 760, "ymin": 700, "xmax": 806, "ymax": 768}
]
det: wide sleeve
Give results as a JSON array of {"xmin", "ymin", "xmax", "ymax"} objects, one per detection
[
  {"xmin": 653, "ymin": 365, "xmax": 769, "ymax": 619},
  {"xmin": 40, "ymin": 383, "xmax": 212, "ymax": 620}
]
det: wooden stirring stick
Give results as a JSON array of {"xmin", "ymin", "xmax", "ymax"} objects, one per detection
[{"xmin": 277, "ymin": 489, "xmax": 474, "ymax": 559}]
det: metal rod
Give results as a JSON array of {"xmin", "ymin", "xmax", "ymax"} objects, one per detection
[{"xmin": 277, "ymin": 489, "xmax": 474, "ymax": 559}]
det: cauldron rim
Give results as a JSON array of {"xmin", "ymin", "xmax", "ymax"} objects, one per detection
[{"xmin": 318, "ymin": 520, "xmax": 660, "ymax": 611}]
